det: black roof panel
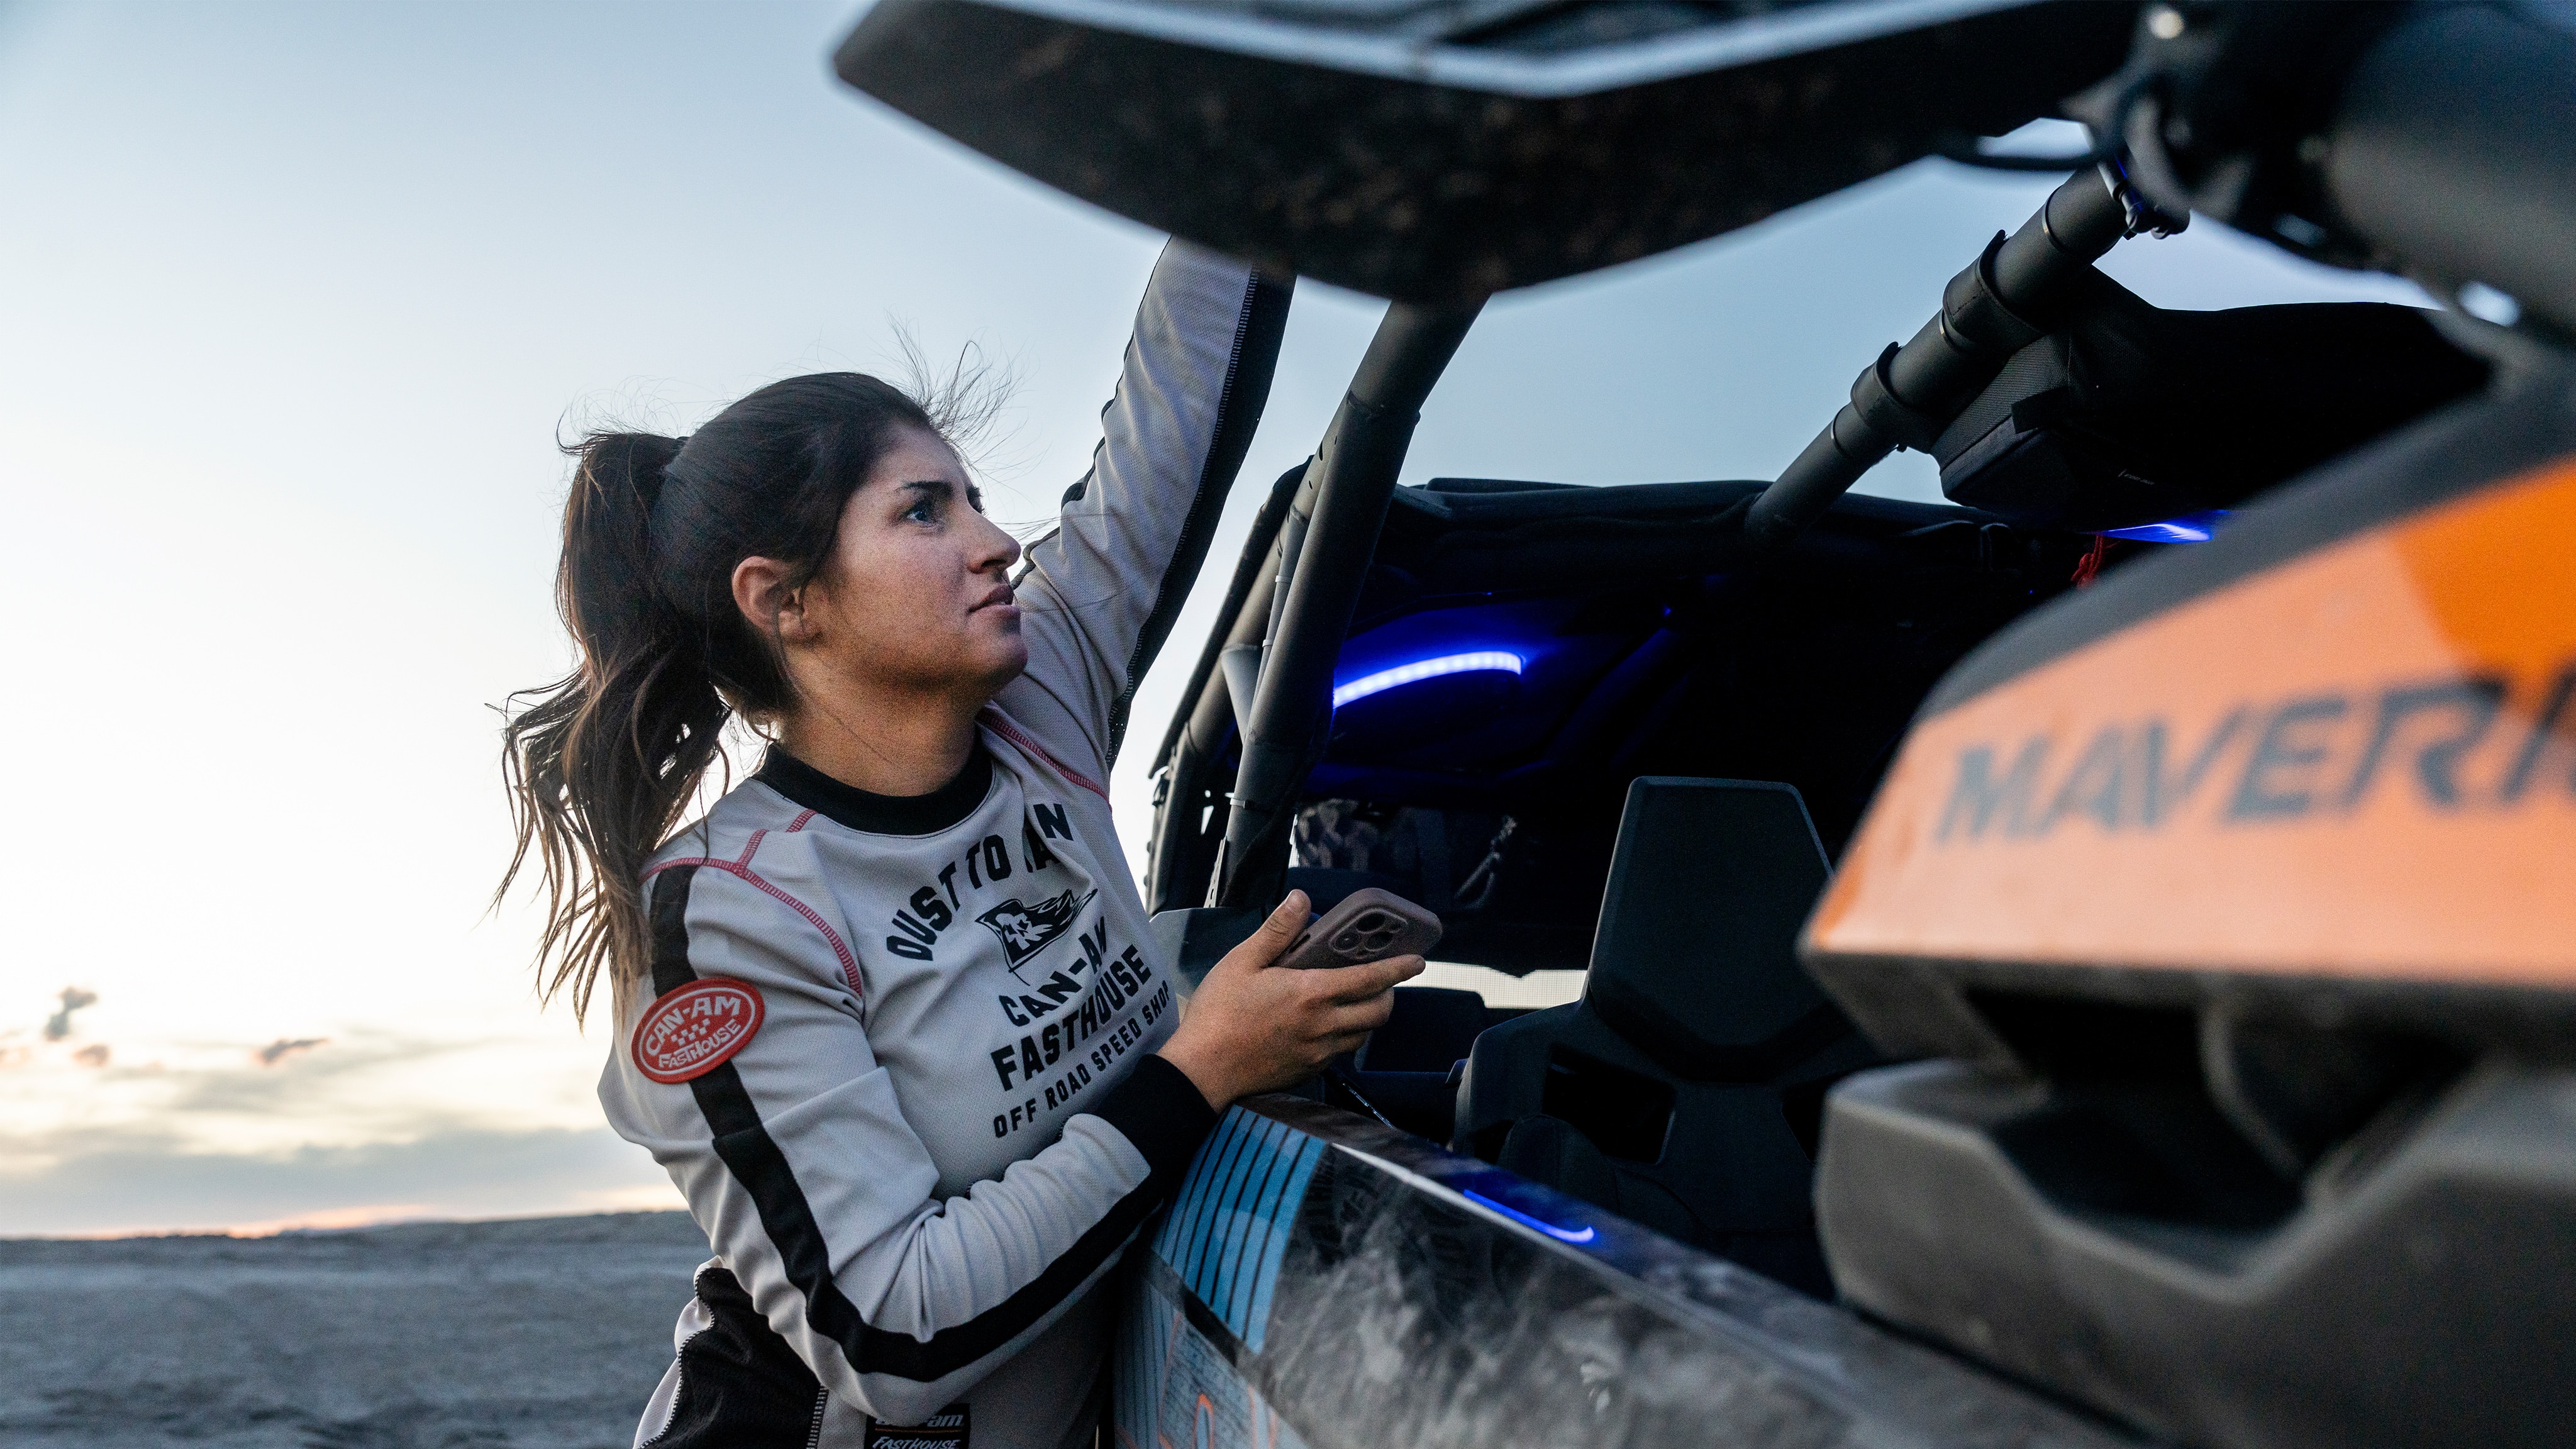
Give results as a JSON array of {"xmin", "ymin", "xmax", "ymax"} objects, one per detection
[{"xmin": 836, "ymin": 0, "xmax": 2138, "ymax": 301}]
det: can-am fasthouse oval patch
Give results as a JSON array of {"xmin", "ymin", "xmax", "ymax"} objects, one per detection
[{"xmin": 631, "ymin": 978, "xmax": 765, "ymax": 1084}]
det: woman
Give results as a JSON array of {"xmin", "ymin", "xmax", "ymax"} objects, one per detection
[{"xmin": 500, "ymin": 243, "xmax": 1422, "ymax": 1449}]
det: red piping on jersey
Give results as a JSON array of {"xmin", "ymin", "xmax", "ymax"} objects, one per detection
[
  {"xmin": 645, "ymin": 828, "xmax": 865, "ymax": 1012},
  {"xmin": 979, "ymin": 709, "xmax": 1109, "ymax": 801}
]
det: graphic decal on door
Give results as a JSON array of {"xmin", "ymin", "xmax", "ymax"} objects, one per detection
[
  {"xmin": 1152, "ymin": 1111, "xmax": 1325, "ymax": 1352},
  {"xmin": 1116, "ymin": 1109, "xmax": 1328, "ymax": 1449}
]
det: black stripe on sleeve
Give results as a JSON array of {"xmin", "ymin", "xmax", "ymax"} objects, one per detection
[
  {"xmin": 645, "ymin": 864, "xmax": 1219, "ymax": 1384},
  {"xmin": 1089, "ymin": 1053, "xmax": 1219, "ymax": 1189},
  {"xmin": 1106, "ymin": 266, "xmax": 1295, "ymax": 765},
  {"xmin": 650, "ymin": 864, "xmax": 704, "ymax": 996}
]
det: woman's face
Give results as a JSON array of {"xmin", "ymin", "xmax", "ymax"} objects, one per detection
[{"xmin": 786, "ymin": 426, "xmax": 1028, "ymax": 704}]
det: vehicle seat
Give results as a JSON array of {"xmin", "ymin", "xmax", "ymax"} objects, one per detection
[
  {"xmin": 1339, "ymin": 985, "xmax": 1489, "ymax": 1143},
  {"xmin": 1452, "ymin": 777, "xmax": 1877, "ymax": 1297}
]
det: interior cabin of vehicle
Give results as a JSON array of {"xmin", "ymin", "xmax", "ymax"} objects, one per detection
[{"xmin": 1126, "ymin": 204, "xmax": 2484, "ymax": 1297}]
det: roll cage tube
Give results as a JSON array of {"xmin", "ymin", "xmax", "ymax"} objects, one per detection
[
  {"xmin": 1745, "ymin": 162, "xmax": 2182, "ymax": 548},
  {"xmin": 1143, "ymin": 460, "xmax": 1304, "ymax": 913},
  {"xmin": 1207, "ymin": 300, "xmax": 1484, "ymax": 911}
]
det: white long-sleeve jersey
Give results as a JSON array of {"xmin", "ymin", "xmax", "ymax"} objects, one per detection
[{"xmin": 600, "ymin": 241, "xmax": 1292, "ymax": 1449}]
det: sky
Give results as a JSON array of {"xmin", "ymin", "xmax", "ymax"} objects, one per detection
[{"xmin": 0, "ymin": 0, "xmax": 2429, "ymax": 1236}]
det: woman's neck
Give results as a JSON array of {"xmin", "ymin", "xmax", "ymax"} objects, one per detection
[{"xmin": 774, "ymin": 687, "xmax": 986, "ymax": 798}]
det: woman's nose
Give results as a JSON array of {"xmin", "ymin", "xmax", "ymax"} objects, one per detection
[{"xmin": 974, "ymin": 514, "xmax": 1023, "ymax": 573}]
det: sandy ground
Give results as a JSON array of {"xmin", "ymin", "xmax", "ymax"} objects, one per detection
[{"xmin": 0, "ymin": 1211, "xmax": 710, "ymax": 1448}]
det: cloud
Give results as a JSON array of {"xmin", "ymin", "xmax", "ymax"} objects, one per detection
[
  {"xmin": 0, "ymin": 1120, "xmax": 682, "ymax": 1237},
  {"xmin": 0, "ymin": 1030, "xmax": 594, "ymax": 1195},
  {"xmin": 159, "ymin": 1030, "xmax": 455, "ymax": 1114},
  {"xmin": 42, "ymin": 986, "xmax": 97, "ymax": 1041},
  {"xmin": 253, "ymin": 1036, "xmax": 328, "ymax": 1067}
]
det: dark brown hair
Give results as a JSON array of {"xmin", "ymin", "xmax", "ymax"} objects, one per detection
[{"xmin": 498, "ymin": 373, "xmax": 944, "ymax": 1023}]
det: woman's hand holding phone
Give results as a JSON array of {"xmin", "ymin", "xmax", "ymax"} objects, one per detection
[{"xmin": 1155, "ymin": 891, "xmax": 1424, "ymax": 1109}]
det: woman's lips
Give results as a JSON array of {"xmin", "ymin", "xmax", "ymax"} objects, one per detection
[{"xmin": 970, "ymin": 586, "xmax": 1019, "ymax": 621}]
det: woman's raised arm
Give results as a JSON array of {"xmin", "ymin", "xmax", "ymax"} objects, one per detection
[{"xmin": 996, "ymin": 241, "xmax": 1293, "ymax": 774}]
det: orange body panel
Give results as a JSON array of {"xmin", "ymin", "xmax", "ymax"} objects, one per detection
[{"xmin": 1809, "ymin": 458, "xmax": 2576, "ymax": 988}]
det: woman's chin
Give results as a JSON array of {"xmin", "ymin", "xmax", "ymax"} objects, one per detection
[{"xmin": 975, "ymin": 634, "xmax": 1032, "ymax": 686}]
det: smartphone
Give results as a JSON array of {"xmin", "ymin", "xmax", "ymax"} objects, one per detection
[{"xmin": 1280, "ymin": 888, "xmax": 1443, "ymax": 970}]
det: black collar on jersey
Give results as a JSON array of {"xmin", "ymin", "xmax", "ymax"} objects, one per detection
[{"xmin": 754, "ymin": 743, "xmax": 994, "ymax": 836}]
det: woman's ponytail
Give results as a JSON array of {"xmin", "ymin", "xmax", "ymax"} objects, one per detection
[{"xmin": 500, "ymin": 431, "xmax": 730, "ymax": 1024}]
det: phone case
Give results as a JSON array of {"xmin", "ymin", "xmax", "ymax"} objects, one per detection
[{"xmin": 1280, "ymin": 887, "xmax": 1443, "ymax": 970}]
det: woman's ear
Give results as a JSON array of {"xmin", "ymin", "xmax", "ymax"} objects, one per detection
[{"xmin": 730, "ymin": 557, "xmax": 816, "ymax": 646}]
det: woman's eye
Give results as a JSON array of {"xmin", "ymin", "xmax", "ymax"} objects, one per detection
[{"xmin": 905, "ymin": 500, "xmax": 936, "ymax": 524}]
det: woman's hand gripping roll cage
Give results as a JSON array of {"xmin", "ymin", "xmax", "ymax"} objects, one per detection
[{"xmin": 496, "ymin": 243, "xmax": 1418, "ymax": 1449}]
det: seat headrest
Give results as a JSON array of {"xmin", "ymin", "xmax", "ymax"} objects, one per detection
[
  {"xmin": 1355, "ymin": 987, "xmax": 1487, "ymax": 1075},
  {"xmin": 1583, "ymin": 777, "xmax": 1841, "ymax": 1080}
]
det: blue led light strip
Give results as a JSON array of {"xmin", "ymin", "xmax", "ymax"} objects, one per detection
[
  {"xmin": 2102, "ymin": 509, "xmax": 2227, "ymax": 543},
  {"xmin": 1459, "ymin": 1188, "xmax": 1597, "ymax": 1243},
  {"xmin": 1331, "ymin": 652, "xmax": 1523, "ymax": 708}
]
